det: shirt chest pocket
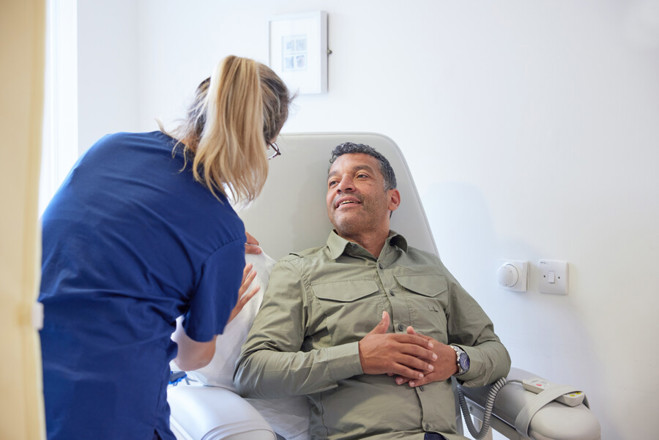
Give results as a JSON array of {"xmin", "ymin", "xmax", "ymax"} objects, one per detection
[
  {"xmin": 311, "ymin": 280, "xmax": 385, "ymax": 344},
  {"xmin": 394, "ymin": 274, "xmax": 449, "ymax": 342}
]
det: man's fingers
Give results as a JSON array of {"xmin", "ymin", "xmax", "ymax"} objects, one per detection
[
  {"xmin": 391, "ymin": 333, "xmax": 458, "ymax": 386},
  {"xmin": 388, "ymin": 359, "xmax": 431, "ymax": 380},
  {"xmin": 395, "ymin": 376, "xmax": 410, "ymax": 385},
  {"xmin": 408, "ymin": 376, "xmax": 432, "ymax": 387},
  {"xmin": 393, "ymin": 375, "xmax": 431, "ymax": 388},
  {"xmin": 359, "ymin": 314, "xmax": 439, "ymax": 376},
  {"xmin": 406, "ymin": 326, "xmax": 430, "ymax": 340},
  {"xmin": 394, "ymin": 333, "xmax": 435, "ymax": 352},
  {"xmin": 395, "ymin": 352, "xmax": 435, "ymax": 374},
  {"xmin": 367, "ymin": 311, "xmax": 390, "ymax": 336},
  {"xmin": 372, "ymin": 342, "xmax": 436, "ymax": 376}
]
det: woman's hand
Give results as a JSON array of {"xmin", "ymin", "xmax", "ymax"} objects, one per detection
[
  {"xmin": 245, "ymin": 231, "xmax": 262, "ymax": 254},
  {"xmin": 227, "ymin": 263, "xmax": 260, "ymax": 323}
]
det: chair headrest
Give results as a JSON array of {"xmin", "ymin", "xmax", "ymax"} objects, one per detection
[{"xmin": 238, "ymin": 132, "xmax": 438, "ymax": 260}]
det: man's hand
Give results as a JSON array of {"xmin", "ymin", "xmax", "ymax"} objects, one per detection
[
  {"xmin": 394, "ymin": 326, "xmax": 458, "ymax": 387},
  {"xmin": 227, "ymin": 263, "xmax": 260, "ymax": 323},
  {"xmin": 245, "ymin": 231, "xmax": 262, "ymax": 255},
  {"xmin": 358, "ymin": 311, "xmax": 438, "ymax": 380}
]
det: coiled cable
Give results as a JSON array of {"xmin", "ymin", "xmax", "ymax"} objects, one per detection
[{"xmin": 457, "ymin": 377, "xmax": 508, "ymax": 439}]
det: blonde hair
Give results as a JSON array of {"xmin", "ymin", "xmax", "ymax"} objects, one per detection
[{"xmin": 165, "ymin": 56, "xmax": 291, "ymax": 202}]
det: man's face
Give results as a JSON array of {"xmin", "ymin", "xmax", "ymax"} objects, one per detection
[{"xmin": 326, "ymin": 153, "xmax": 400, "ymax": 239}]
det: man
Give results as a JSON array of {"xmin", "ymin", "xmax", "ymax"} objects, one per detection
[{"xmin": 235, "ymin": 142, "xmax": 510, "ymax": 440}]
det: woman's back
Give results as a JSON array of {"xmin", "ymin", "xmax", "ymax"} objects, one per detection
[{"xmin": 39, "ymin": 131, "xmax": 246, "ymax": 440}]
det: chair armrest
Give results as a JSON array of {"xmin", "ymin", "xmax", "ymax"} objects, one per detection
[{"xmin": 458, "ymin": 367, "xmax": 601, "ymax": 440}]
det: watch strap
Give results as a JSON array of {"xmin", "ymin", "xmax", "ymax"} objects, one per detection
[{"xmin": 450, "ymin": 344, "xmax": 468, "ymax": 375}]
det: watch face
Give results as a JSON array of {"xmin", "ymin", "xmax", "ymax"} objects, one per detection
[{"xmin": 459, "ymin": 353, "xmax": 470, "ymax": 371}]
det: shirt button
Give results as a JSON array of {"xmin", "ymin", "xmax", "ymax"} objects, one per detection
[
  {"xmin": 397, "ymin": 323, "xmax": 404, "ymax": 331},
  {"xmin": 378, "ymin": 263, "xmax": 383, "ymax": 269},
  {"xmin": 389, "ymin": 290, "xmax": 395, "ymax": 296},
  {"xmin": 424, "ymin": 423, "xmax": 430, "ymax": 431},
  {"xmin": 419, "ymin": 385, "xmax": 425, "ymax": 392}
]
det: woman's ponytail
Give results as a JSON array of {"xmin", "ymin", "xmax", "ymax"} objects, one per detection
[{"xmin": 163, "ymin": 55, "xmax": 291, "ymax": 203}]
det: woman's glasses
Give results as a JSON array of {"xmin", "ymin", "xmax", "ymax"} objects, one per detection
[{"xmin": 267, "ymin": 142, "xmax": 281, "ymax": 160}]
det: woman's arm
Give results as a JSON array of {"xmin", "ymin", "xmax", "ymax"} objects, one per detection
[
  {"xmin": 172, "ymin": 263, "xmax": 260, "ymax": 371},
  {"xmin": 171, "ymin": 321, "xmax": 217, "ymax": 371}
]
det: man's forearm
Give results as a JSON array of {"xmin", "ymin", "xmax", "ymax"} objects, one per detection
[
  {"xmin": 234, "ymin": 342, "xmax": 363, "ymax": 398},
  {"xmin": 458, "ymin": 340, "xmax": 511, "ymax": 387}
]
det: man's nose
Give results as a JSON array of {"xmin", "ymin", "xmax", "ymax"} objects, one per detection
[{"xmin": 336, "ymin": 175, "xmax": 354, "ymax": 192}]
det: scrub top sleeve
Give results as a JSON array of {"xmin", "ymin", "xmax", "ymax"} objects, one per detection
[{"xmin": 183, "ymin": 238, "xmax": 246, "ymax": 342}]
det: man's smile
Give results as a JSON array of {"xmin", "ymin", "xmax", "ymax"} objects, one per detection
[{"xmin": 335, "ymin": 196, "xmax": 362, "ymax": 209}]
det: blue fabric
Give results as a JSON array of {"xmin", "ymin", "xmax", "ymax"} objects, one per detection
[
  {"xmin": 39, "ymin": 131, "xmax": 246, "ymax": 440},
  {"xmin": 424, "ymin": 433, "xmax": 447, "ymax": 440}
]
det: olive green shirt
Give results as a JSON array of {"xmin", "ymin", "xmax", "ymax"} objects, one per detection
[{"xmin": 235, "ymin": 231, "xmax": 510, "ymax": 440}]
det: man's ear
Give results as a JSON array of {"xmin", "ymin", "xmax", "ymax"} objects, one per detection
[{"xmin": 387, "ymin": 189, "xmax": 401, "ymax": 212}]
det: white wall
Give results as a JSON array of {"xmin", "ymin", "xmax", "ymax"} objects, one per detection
[
  {"xmin": 77, "ymin": 0, "xmax": 659, "ymax": 438},
  {"xmin": 77, "ymin": 0, "xmax": 140, "ymax": 153}
]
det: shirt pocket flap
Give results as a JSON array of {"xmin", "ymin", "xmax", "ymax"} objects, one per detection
[
  {"xmin": 312, "ymin": 280, "xmax": 380, "ymax": 302},
  {"xmin": 394, "ymin": 274, "xmax": 448, "ymax": 297}
]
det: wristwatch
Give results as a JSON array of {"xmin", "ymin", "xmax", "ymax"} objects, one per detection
[{"xmin": 450, "ymin": 345, "xmax": 470, "ymax": 375}]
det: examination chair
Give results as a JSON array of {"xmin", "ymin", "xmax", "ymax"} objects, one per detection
[{"xmin": 168, "ymin": 132, "xmax": 601, "ymax": 440}]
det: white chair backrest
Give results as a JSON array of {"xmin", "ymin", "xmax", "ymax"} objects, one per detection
[{"xmin": 238, "ymin": 132, "xmax": 438, "ymax": 260}]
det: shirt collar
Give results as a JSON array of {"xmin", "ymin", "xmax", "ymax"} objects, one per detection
[{"xmin": 326, "ymin": 230, "xmax": 408, "ymax": 260}]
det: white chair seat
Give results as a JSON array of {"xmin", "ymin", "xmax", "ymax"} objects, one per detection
[{"xmin": 168, "ymin": 384, "xmax": 276, "ymax": 440}]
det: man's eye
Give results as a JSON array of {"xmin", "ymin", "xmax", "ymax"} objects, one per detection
[{"xmin": 328, "ymin": 181, "xmax": 337, "ymax": 187}]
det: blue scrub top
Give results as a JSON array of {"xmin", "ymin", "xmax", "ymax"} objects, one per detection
[{"xmin": 39, "ymin": 131, "xmax": 246, "ymax": 440}]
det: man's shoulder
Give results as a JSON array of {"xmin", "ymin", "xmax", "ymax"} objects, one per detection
[{"xmin": 271, "ymin": 245, "xmax": 330, "ymax": 281}]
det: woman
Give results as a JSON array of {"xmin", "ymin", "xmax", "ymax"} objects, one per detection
[{"xmin": 38, "ymin": 55, "xmax": 291, "ymax": 440}]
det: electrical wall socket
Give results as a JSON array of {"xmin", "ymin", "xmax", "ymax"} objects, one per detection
[{"xmin": 538, "ymin": 259, "xmax": 568, "ymax": 295}]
